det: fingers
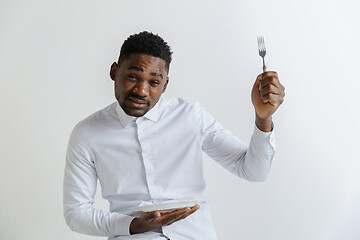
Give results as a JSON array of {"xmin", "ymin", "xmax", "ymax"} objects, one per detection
[
  {"xmin": 256, "ymin": 71, "xmax": 285, "ymax": 105},
  {"xmin": 165, "ymin": 205, "xmax": 200, "ymax": 226},
  {"xmin": 260, "ymin": 82, "xmax": 281, "ymax": 96},
  {"xmin": 257, "ymin": 71, "xmax": 278, "ymax": 81},
  {"xmin": 255, "ymin": 71, "xmax": 282, "ymax": 92},
  {"xmin": 258, "ymin": 71, "xmax": 281, "ymax": 88},
  {"xmin": 143, "ymin": 211, "xmax": 161, "ymax": 222},
  {"xmin": 170, "ymin": 205, "xmax": 199, "ymax": 222},
  {"xmin": 260, "ymin": 92, "xmax": 284, "ymax": 106},
  {"xmin": 154, "ymin": 207, "xmax": 191, "ymax": 226},
  {"xmin": 132, "ymin": 205, "xmax": 200, "ymax": 234}
]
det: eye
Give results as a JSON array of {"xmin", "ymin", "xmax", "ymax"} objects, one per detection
[
  {"xmin": 128, "ymin": 75, "xmax": 137, "ymax": 81},
  {"xmin": 150, "ymin": 81, "xmax": 160, "ymax": 87}
]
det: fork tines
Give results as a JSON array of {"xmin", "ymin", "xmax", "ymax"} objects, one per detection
[{"xmin": 257, "ymin": 36, "xmax": 267, "ymax": 72}]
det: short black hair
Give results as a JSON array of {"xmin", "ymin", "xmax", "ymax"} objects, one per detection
[{"xmin": 118, "ymin": 31, "xmax": 173, "ymax": 72}]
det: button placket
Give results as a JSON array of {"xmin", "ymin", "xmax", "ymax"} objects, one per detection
[{"xmin": 137, "ymin": 121, "xmax": 161, "ymax": 199}]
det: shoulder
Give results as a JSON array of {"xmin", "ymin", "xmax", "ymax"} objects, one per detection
[
  {"xmin": 70, "ymin": 102, "xmax": 117, "ymax": 140},
  {"xmin": 158, "ymin": 97, "xmax": 206, "ymax": 124},
  {"xmin": 160, "ymin": 97, "xmax": 202, "ymax": 111}
]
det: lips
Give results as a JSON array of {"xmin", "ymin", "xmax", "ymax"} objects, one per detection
[{"xmin": 127, "ymin": 96, "xmax": 148, "ymax": 108}]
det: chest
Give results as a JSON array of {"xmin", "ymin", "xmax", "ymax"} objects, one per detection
[{"xmin": 90, "ymin": 113, "xmax": 203, "ymax": 192}]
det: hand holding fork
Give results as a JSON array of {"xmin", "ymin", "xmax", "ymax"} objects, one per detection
[{"xmin": 251, "ymin": 36, "xmax": 285, "ymax": 132}]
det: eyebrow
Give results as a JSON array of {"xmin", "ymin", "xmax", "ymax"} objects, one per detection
[
  {"xmin": 128, "ymin": 66, "xmax": 144, "ymax": 72},
  {"xmin": 127, "ymin": 66, "xmax": 163, "ymax": 79},
  {"xmin": 150, "ymin": 72, "xmax": 163, "ymax": 79}
]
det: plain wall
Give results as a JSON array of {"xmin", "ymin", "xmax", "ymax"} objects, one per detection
[{"xmin": 1, "ymin": 0, "xmax": 359, "ymax": 239}]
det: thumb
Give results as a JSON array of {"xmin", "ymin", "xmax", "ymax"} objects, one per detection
[
  {"xmin": 252, "ymin": 74, "xmax": 262, "ymax": 96},
  {"xmin": 253, "ymin": 74, "xmax": 262, "ymax": 88}
]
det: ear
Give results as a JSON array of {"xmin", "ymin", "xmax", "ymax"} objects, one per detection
[
  {"xmin": 162, "ymin": 77, "xmax": 169, "ymax": 93},
  {"xmin": 110, "ymin": 62, "xmax": 118, "ymax": 81}
]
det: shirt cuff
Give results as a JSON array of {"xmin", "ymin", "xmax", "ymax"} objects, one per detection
[
  {"xmin": 111, "ymin": 213, "xmax": 136, "ymax": 236},
  {"xmin": 253, "ymin": 123, "xmax": 276, "ymax": 151}
]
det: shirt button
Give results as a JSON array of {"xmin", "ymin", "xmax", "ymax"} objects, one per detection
[
  {"xmin": 150, "ymin": 181, "xmax": 155, "ymax": 185},
  {"xmin": 139, "ymin": 131, "xmax": 143, "ymax": 136},
  {"xmin": 144, "ymin": 154, "xmax": 148, "ymax": 159},
  {"xmin": 270, "ymin": 134, "xmax": 274, "ymax": 142},
  {"xmin": 269, "ymin": 134, "xmax": 276, "ymax": 149}
]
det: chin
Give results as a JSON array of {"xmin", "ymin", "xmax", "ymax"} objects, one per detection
[
  {"xmin": 125, "ymin": 109, "xmax": 147, "ymax": 117},
  {"xmin": 130, "ymin": 112, "xmax": 146, "ymax": 117}
]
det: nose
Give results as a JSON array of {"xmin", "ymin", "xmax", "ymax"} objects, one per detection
[{"xmin": 133, "ymin": 82, "xmax": 149, "ymax": 97}]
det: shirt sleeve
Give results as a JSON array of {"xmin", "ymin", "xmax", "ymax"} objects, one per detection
[
  {"xmin": 199, "ymin": 104, "xmax": 276, "ymax": 182},
  {"xmin": 63, "ymin": 124, "xmax": 135, "ymax": 237}
]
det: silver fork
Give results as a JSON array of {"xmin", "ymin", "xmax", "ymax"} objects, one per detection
[{"xmin": 257, "ymin": 36, "xmax": 267, "ymax": 72}]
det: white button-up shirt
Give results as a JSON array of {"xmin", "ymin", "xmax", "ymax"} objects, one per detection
[{"xmin": 63, "ymin": 97, "xmax": 276, "ymax": 240}]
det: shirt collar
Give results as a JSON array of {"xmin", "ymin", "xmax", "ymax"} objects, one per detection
[
  {"xmin": 115, "ymin": 98, "xmax": 160, "ymax": 128},
  {"xmin": 115, "ymin": 102, "xmax": 136, "ymax": 128},
  {"xmin": 143, "ymin": 98, "xmax": 159, "ymax": 123}
]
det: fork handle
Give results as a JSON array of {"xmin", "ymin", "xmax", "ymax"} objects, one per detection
[{"xmin": 262, "ymin": 58, "xmax": 267, "ymax": 72}]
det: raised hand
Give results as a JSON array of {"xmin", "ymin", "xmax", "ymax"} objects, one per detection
[{"xmin": 251, "ymin": 71, "xmax": 285, "ymax": 132}]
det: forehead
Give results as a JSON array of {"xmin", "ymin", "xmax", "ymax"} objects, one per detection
[{"xmin": 120, "ymin": 53, "xmax": 167, "ymax": 73}]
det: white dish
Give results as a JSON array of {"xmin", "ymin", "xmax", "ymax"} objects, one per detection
[{"xmin": 129, "ymin": 200, "xmax": 198, "ymax": 212}]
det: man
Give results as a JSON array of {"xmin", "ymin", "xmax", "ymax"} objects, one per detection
[{"xmin": 63, "ymin": 31, "xmax": 285, "ymax": 240}]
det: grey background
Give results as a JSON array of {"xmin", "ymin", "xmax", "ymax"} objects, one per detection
[{"xmin": 1, "ymin": 0, "xmax": 359, "ymax": 239}]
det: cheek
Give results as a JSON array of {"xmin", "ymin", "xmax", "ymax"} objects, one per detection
[
  {"xmin": 150, "ymin": 88, "xmax": 163, "ymax": 101},
  {"xmin": 115, "ymin": 79, "xmax": 128, "ymax": 91},
  {"xmin": 114, "ymin": 81, "xmax": 126, "ymax": 99}
]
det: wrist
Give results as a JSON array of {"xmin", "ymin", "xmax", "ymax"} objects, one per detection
[
  {"xmin": 129, "ymin": 218, "xmax": 141, "ymax": 235},
  {"xmin": 255, "ymin": 114, "xmax": 273, "ymax": 132}
]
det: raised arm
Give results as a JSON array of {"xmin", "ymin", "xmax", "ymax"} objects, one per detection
[{"xmin": 201, "ymin": 71, "xmax": 284, "ymax": 181}]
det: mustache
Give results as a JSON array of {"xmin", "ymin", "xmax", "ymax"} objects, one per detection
[{"xmin": 128, "ymin": 94, "xmax": 150, "ymax": 105}]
